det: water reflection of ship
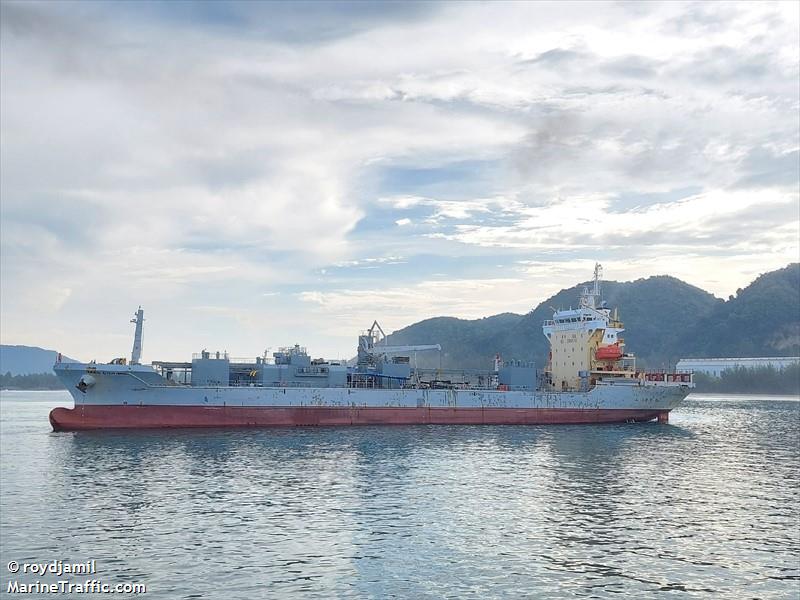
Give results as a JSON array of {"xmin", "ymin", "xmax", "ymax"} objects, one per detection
[{"xmin": 531, "ymin": 424, "xmax": 697, "ymax": 588}]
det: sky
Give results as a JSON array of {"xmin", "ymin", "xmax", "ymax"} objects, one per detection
[{"xmin": 1, "ymin": 0, "xmax": 798, "ymax": 362}]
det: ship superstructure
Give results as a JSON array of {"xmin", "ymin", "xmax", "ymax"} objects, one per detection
[
  {"xmin": 50, "ymin": 265, "xmax": 693, "ymax": 430},
  {"xmin": 544, "ymin": 264, "xmax": 631, "ymax": 391}
]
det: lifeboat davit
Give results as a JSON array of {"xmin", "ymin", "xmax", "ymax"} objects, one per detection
[{"xmin": 596, "ymin": 344, "xmax": 623, "ymax": 361}]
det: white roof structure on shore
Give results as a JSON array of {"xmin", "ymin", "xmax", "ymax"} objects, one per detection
[{"xmin": 676, "ymin": 357, "xmax": 800, "ymax": 377}]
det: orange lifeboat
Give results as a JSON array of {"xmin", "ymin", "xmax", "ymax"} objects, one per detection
[{"xmin": 596, "ymin": 344, "xmax": 623, "ymax": 361}]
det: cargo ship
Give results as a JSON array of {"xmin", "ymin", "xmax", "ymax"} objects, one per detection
[{"xmin": 50, "ymin": 265, "xmax": 693, "ymax": 430}]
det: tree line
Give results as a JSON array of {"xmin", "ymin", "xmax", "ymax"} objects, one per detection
[
  {"xmin": 693, "ymin": 364, "xmax": 800, "ymax": 395},
  {"xmin": 0, "ymin": 372, "xmax": 64, "ymax": 390}
]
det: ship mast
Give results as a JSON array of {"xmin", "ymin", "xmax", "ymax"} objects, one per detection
[
  {"xmin": 130, "ymin": 307, "xmax": 144, "ymax": 365},
  {"xmin": 579, "ymin": 263, "xmax": 603, "ymax": 310},
  {"xmin": 593, "ymin": 263, "xmax": 602, "ymax": 299}
]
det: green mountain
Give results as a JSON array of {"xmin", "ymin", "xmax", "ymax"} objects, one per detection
[
  {"xmin": 384, "ymin": 264, "xmax": 799, "ymax": 370},
  {"xmin": 382, "ymin": 313, "xmax": 523, "ymax": 369},
  {"xmin": 676, "ymin": 263, "xmax": 800, "ymax": 358}
]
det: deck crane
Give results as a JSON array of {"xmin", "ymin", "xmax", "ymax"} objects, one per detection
[{"xmin": 357, "ymin": 320, "xmax": 441, "ymax": 369}]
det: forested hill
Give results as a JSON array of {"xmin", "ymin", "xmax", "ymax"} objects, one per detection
[
  {"xmin": 381, "ymin": 313, "xmax": 524, "ymax": 370},
  {"xmin": 676, "ymin": 263, "xmax": 800, "ymax": 359},
  {"xmin": 384, "ymin": 263, "xmax": 799, "ymax": 370}
]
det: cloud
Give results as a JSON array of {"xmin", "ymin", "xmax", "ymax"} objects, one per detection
[
  {"xmin": 296, "ymin": 278, "xmax": 529, "ymax": 337},
  {"xmin": 0, "ymin": 0, "xmax": 797, "ymax": 361},
  {"xmin": 331, "ymin": 256, "xmax": 407, "ymax": 268},
  {"xmin": 428, "ymin": 189, "xmax": 798, "ymax": 252}
]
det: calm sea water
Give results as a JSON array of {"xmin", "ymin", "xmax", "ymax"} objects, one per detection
[{"xmin": 1, "ymin": 391, "xmax": 798, "ymax": 599}]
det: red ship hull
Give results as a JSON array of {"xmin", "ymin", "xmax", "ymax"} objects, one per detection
[{"xmin": 49, "ymin": 405, "xmax": 669, "ymax": 431}]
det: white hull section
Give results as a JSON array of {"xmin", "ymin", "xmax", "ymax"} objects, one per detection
[{"xmin": 54, "ymin": 363, "xmax": 690, "ymax": 412}]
